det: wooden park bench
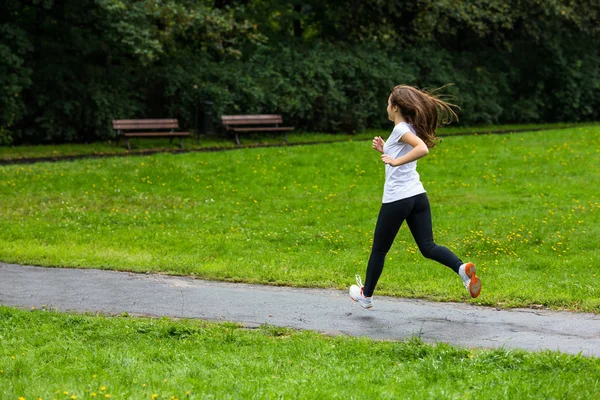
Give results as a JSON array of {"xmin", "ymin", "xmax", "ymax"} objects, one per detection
[
  {"xmin": 221, "ymin": 114, "xmax": 294, "ymax": 145},
  {"xmin": 112, "ymin": 119, "xmax": 191, "ymax": 150}
]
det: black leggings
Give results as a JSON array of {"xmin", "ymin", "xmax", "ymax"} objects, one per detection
[{"xmin": 363, "ymin": 193, "xmax": 462, "ymax": 297}]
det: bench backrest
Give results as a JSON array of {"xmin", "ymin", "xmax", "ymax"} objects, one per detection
[
  {"xmin": 113, "ymin": 119, "xmax": 179, "ymax": 130},
  {"xmin": 221, "ymin": 115, "xmax": 283, "ymax": 127}
]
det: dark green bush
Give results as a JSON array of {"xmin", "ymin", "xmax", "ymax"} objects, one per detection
[{"xmin": 1, "ymin": 0, "xmax": 599, "ymax": 145}]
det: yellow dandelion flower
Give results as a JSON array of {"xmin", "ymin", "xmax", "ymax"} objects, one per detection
[
  {"xmin": 92, "ymin": 394, "xmax": 97, "ymax": 398},
  {"xmin": 71, "ymin": 396, "xmax": 77, "ymax": 400},
  {"xmin": 152, "ymin": 395, "xmax": 158, "ymax": 400},
  {"xmin": 105, "ymin": 395, "xmax": 111, "ymax": 399},
  {"xmin": 100, "ymin": 386, "xmax": 106, "ymax": 392},
  {"xmin": 18, "ymin": 397, "xmax": 25, "ymax": 400}
]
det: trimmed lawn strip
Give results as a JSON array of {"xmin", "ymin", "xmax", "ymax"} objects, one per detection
[
  {"xmin": 1, "ymin": 306, "xmax": 599, "ymax": 399},
  {"xmin": 1, "ymin": 122, "xmax": 597, "ymax": 163}
]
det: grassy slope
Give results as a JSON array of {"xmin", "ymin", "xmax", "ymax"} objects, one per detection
[{"xmin": 0, "ymin": 126, "xmax": 598, "ymax": 311}]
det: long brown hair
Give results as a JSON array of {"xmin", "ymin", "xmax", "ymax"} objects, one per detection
[{"xmin": 389, "ymin": 85, "xmax": 459, "ymax": 148}]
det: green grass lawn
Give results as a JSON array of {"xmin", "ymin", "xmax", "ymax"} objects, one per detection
[
  {"xmin": 1, "ymin": 307, "xmax": 599, "ymax": 400},
  {"xmin": 0, "ymin": 126, "xmax": 599, "ymax": 311},
  {"xmin": 0, "ymin": 122, "xmax": 592, "ymax": 162}
]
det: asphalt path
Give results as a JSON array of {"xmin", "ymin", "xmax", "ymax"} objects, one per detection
[{"xmin": 1, "ymin": 263, "xmax": 598, "ymax": 357}]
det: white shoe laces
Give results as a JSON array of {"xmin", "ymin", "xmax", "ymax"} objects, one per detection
[{"xmin": 355, "ymin": 274, "xmax": 364, "ymax": 288}]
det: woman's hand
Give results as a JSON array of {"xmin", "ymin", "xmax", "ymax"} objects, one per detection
[
  {"xmin": 381, "ymin": 154, "xmax": 398, "ymax": 166},
  {"xmin": 372, "ymin": 136, "xmax": 385, "ymax": 153}
]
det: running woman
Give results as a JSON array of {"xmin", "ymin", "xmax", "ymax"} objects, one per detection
[{"xmin": 350, "ymin": 85, "xmax": 481, "ymax": 309}]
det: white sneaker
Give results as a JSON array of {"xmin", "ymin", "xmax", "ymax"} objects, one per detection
[
  {"xmin": 349, "ymin": 274, "xmax": 373, "ymax": 309},
  {"xmin": 459, "ymin": 262, "xmax": 481, "ymax": 298}
]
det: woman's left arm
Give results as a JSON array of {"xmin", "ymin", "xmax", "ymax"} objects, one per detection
[{"xmin": 381, "ymin": 132, "xmax": 429, "ymax": 167}]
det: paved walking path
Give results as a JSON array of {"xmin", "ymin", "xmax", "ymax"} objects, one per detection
[{"xmin": 1, "ymin": 263, "xmax": 599, "ymax": 357}]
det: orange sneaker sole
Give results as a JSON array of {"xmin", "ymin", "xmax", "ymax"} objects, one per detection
[{"xmin": 464, "ymin": 262, "xmax": 481, "ymax": 298}]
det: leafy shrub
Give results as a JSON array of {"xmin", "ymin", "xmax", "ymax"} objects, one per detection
[{"xmin": 2, "ymin": 0, "xmax": 598, "ymax": 144}]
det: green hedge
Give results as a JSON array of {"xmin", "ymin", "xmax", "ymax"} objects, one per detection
[
  {"xmin": 163, "ymin": 41, "xmax": 600, "ymax": 133},
  {"xmin": 1, "ymin": 0, "xmax": 599, "ymax": 145}
]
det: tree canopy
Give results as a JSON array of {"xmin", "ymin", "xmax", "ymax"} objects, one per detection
[{"xmin": 1, "ymin": 0, "xmax": 599, "ymax": 144}]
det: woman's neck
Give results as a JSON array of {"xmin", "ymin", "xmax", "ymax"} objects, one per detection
[{"xmin": 394, "ymin": 114, "xmax": 406, "ymax": 125}]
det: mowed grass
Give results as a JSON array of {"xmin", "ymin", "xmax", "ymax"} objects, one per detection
[
  {"xmin": 0, "ymin": 122, "xmax": 588, "ymax": 161},
  {"xmin": 1, "ymin": 307, "xmax": 599, "ymax": 400},
  {"xmin": 0, "ymin": 126, "xmax": 599, "ymax": 311}
]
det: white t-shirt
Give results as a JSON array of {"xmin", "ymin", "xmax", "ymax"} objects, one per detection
[{"xmin": 382, "ymin": 122, "xmax": 426, "ymax": 203}]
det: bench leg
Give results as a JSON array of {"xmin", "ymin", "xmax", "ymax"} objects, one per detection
[
  {"xmin": 284, "ymin": 132, "xmax": 288, "ymax": 144},
  {"xmin": 235, "ymin": 133, "xmax": 240, "ymax": 145},
  {"xmin": 179, "ymin": 138, "xmax": 184, "ymax": 149},
  {"xmin": 126, "ymin": 138, "xmax": 131, "ymax": 151}
]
